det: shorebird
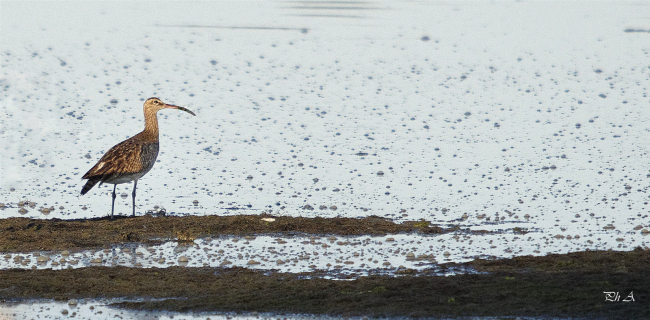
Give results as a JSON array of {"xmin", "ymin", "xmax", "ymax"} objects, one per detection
[{"xmin": 80, "ymin": 97, "xmax": 195, "ymax": 218}]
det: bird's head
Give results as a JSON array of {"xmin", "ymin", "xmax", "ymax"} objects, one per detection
[{"xmin": 144, "ymin": 97, "xmax": 196, "ymax": 116}]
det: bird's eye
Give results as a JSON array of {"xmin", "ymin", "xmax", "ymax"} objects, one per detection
[{"xmin": 154, "ymin": 100, "xmax": 160, "ymax": 105}]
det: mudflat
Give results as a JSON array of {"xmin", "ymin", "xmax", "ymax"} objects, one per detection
[{"xmin": 0, "ymin": 215, "xmax": 648, "ymax": 319}]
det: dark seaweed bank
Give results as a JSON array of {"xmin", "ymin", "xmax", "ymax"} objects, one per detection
[{"xmin": 0, "ymin": 214, "xmax": 445, "ymax": 252}]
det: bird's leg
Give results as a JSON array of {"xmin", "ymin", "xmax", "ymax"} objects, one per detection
[
  {"xmin": 111, "ymin": 184, "xmax": 117, "ymax": 220},
  {"xmin": 132, "ymin": 180, "xmax": 138, "ymax": 217}
]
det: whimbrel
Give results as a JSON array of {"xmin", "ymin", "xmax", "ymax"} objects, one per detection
[{"xmin": 81, "ymin": 97, "xmax": 195, "ymax": 218}]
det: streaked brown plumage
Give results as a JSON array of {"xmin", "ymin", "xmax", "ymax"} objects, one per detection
[{"xmin": 81, "ymin": 97, "xmax": 195, "ymax": 218}]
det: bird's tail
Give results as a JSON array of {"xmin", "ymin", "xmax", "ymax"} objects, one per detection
[{"xmin": 81, "ymin": 178, "xmax": 100, "ymax": 195}]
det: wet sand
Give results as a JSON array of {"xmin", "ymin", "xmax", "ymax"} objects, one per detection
[{"xmin": 0, "ymin": 215, "xmax": 648, "ymax": 319}]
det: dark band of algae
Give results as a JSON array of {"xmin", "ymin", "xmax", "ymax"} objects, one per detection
[
  {"xmin": 0, "ymin": 214, "xmax": 648, "ymax": 319},
  {"xmin": 0, "ymin": 214, "xmax": 444, "ymax": 252}
]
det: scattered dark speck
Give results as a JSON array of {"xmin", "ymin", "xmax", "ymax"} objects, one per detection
[
  {"xmin": 599, "ymin": 94, "xmax": 606, "ymax": 98},
  {"xmin": 624, "ymin": 28, "xmax": 650, "ymax": 33},
  {"xmin": 421, "ymin": 36, "xmax": 430, "ymax": 41},
  {"xmin": 210, "ymin": 60, "xmax": 217, "ymax": 65},
  {"xmin": 110, "ymin": 99, "xmax": 118, "ymax": 105}
]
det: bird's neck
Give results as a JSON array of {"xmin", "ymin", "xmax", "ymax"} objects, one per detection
[{"xmin": 140, "ymin": 109, "xmax": 160, "ymax": 142}]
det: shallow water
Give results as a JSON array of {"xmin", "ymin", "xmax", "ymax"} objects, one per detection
[
  {"xmin": 0, "ymin": 299, "xmax": 363, "ymax": 320},
  {"xmin": 1, "ymin": 1, "xmax": 648, "ymax": 240},
  {"xmin": 1, "ymin": 229, "xmax": 639, "ymax": 277}
]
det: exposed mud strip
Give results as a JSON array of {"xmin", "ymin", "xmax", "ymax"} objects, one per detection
[
  {"xmin": 0, "ymin": 214, "xmax": 446, "ymax": 252},
  {"xmin": 0, "ymin": 249, "xmax": 648, "ymax": 319}
]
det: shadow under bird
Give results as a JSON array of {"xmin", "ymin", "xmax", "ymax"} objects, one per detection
[{"xmin": 80, "ymin": 97, "xmax": 195, "ymax": 218}]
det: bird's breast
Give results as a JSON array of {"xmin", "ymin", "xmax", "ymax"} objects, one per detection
[{"xmin": 139, "ymin": 142, "xmax": 160, "ymax": 174}]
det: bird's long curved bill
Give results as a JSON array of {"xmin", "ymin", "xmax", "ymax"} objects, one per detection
[{"xmin": 168, "ymin": 104, "xmax": 196, "ymax": 116}]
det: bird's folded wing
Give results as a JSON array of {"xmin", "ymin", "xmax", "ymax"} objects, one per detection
[{"xmin": 82, "ymin": 140, "xmax": 143, "ymax": 180}]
